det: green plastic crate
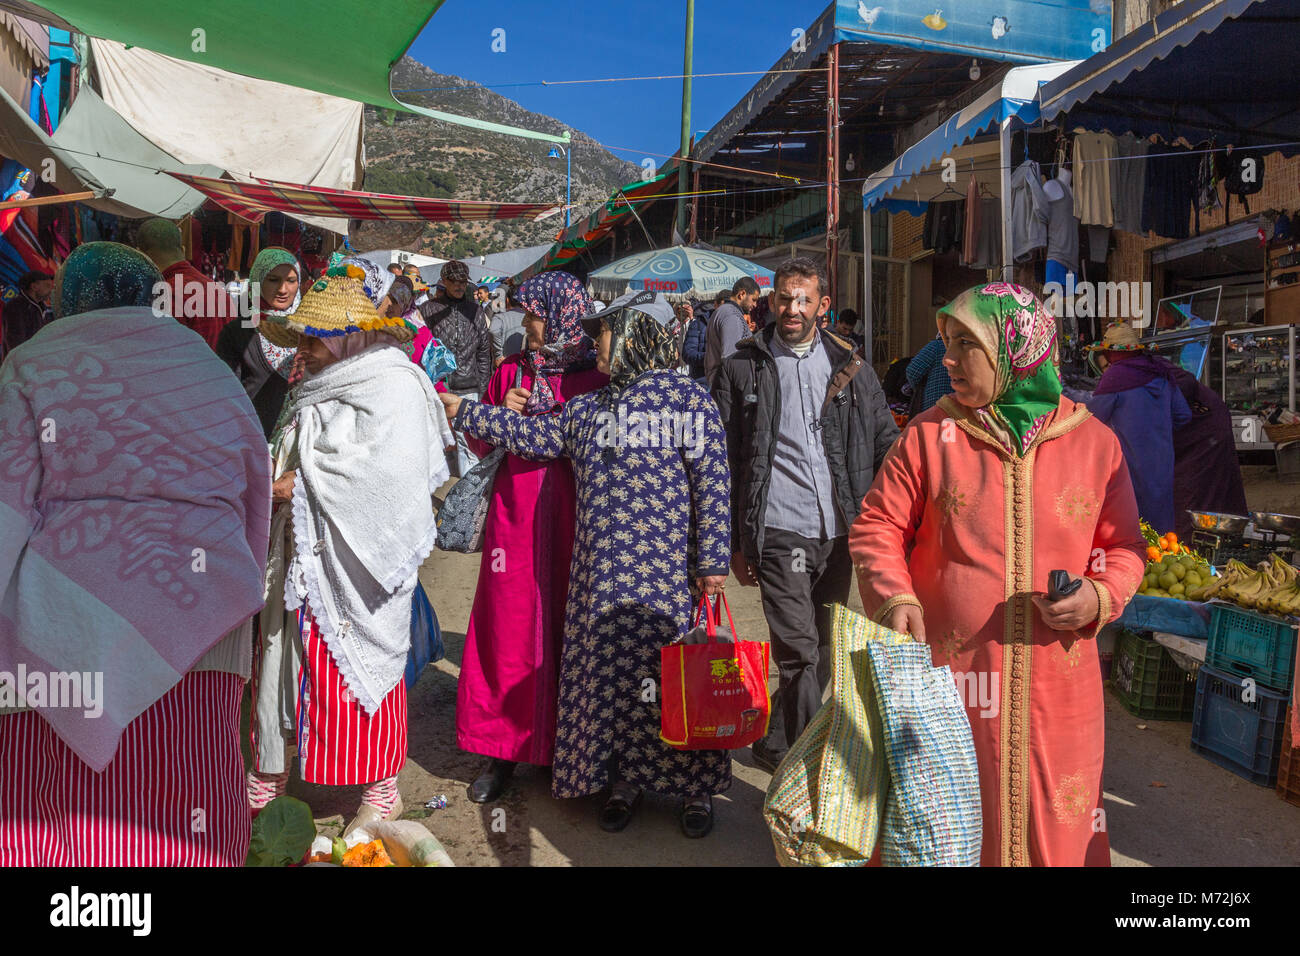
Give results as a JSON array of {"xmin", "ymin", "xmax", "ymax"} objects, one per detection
[
  {"xmin": 1109, "ymin": 630, "xmax": 1198, "ymax": 720},
  {"xmin": 1206, "ymin": 603, "xmax": 1297, "ymax": 694}
]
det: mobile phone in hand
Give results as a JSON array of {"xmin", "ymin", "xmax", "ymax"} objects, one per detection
[{"xmin": 1048, "ymin": 569, "xmax": 1083, "ymax": 602}]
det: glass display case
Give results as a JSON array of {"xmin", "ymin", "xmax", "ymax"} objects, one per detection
[{"xmin": 1222, "ymin": 325, "xmax": 1297, "ymax": 449}]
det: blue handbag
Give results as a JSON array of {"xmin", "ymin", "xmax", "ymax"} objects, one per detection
[{"xmin": 406, "ymin": 580, "xmax": 444, "ymax": 689}]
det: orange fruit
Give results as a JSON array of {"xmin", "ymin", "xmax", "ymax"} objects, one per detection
[
  {"xmin": 1146, "ymin": 546, "xmax": 1162, "ymax": 562},
  {"xmin": 1166, "ymin": 532, "xmax": 1179, "ymax": 546}
]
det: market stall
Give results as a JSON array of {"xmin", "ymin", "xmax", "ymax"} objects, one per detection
[{"xmin": 1109, "ymin": 509, "xmax": 1300, "ymax": 801}]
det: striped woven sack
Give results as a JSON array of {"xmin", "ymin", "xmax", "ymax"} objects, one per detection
[
  {"xmin": 763, "ymin": 605, "xmax": 982, "ymax": 866},
  {"xmin": 762, "ymin": 604, "xmax": 889, "ymax": 866},
  {"xmin": 861, "ymin": 611, "xmax": 982, "ymax": 866}
]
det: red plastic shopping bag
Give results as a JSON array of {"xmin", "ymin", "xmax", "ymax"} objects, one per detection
[{"xmin": 660, "ymin": 593, "xmax": 771, "ymax": 750}]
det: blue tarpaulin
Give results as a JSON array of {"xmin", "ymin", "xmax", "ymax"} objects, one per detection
[
  {"xmin": 834, "ymin": 0, "xmax": 1111, "ymax": 63},
  {"xmin": 1115, "ymin": 596, "xmax": 1212, "ymax": 640}
]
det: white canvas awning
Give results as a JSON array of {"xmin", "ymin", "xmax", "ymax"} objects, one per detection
[{"xmin": 91, "ymin": 38, "xmax": 363, "ymax": 233}]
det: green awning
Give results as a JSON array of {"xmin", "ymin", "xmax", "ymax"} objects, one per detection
[{"xmin": 23, "ymin": 0, "xmax": 568, "ymax": 143}]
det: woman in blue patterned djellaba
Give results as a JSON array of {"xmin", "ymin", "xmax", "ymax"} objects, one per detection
[{"xmin": 439, "ymin": 289, "xmax": 732, "ymax": 838}]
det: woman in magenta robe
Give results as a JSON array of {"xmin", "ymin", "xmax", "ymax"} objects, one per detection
[{"xmin": 457, "ymin": 272, "xmax": 607, "ymax": 803}]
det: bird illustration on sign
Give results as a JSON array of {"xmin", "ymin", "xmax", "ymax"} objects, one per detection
[
  {"xmin": 857, "ymin": 2, "xmax": 883, "ymax": 26},
  {"xmin": 991, "ymin": 15, "xmax": 1011, "ymax": 39}
]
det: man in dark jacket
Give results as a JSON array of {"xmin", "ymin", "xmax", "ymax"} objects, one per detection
[
  {"xmin": 682, "ymin": 298, "xmax": 709, "ymax": 382},
  {"xmin": 713, "ymin": 257, "xmax": 899, "ymax": 772},
  {"xmin": 0, "ymin": 270, "xmax": 53, "ymax": 363},
  {"xmin": 418, "ymin": 259, "xmax": 492, "ymax": 476}
]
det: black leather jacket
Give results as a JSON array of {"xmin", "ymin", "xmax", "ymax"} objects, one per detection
[{"xmin": 417, "ymin": 294, "xmax": 493, "ymax": 393}]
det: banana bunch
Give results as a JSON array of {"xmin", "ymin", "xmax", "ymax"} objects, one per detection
[{"xmin": 1190, "ymin": 554, "xmax": 1300, "ymax": 615}]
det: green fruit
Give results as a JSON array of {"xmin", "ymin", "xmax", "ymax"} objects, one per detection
[
  {"xmin": 1179, "ymin": 555, "xmax": 1196, "ymax": 569},
  {"xmin": 1184, "ymin": 571, "xmax": 1203, "ymax": 590},
  {"xmin": 1172, "ymin": 563, "xmax": 1187, "ymax": 581},
  {"xmin": 1159, "ymin": 571, "xmax": 1178, "ymax": 590},
  {"xmin": 1144, "ymin": 572, "xmax": 1159, "ymax": 589},
  {"xmin": 1169, "ymin": 582, "xmax": 1185, "ymax": 596}
]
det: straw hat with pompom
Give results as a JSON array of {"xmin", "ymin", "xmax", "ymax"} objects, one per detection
[
  {"xmin": 257, "ymin": 264, "xmax": 413, "ymax": 349},
  {"xmin": 1083, "ymin": 322, "xmax": 1146, "ymax": 353}
]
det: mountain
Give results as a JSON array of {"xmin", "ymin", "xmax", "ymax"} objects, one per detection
[{"xmin": 358, "ymin": 57, "xmax": 641, "ymax": 260}]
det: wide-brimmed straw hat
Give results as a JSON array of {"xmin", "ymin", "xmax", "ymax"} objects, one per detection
[
  {"xmin": 1083, "ymin": 322, "xmax": 1146, "ymax": 353},
  {"xmin": 257, "ymin": 265, "xmax": 413, "ymax": 349}
]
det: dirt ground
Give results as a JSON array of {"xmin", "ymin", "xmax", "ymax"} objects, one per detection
[{"xmin": 278, "ymin": 469, "xmax": 1300, "ymax": 866}]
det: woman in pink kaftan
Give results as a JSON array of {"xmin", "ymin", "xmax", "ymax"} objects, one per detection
[
  {"xmin": 457, "ymin": 272, "xmax": 607, "ymax": 802},
  {"xmin": 850, "ymin": 283, "xmax": 1145, "ymax": 866}
]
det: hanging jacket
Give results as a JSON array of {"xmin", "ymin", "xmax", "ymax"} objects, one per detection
[{"xmin": 1009, "ymin": 160, "xmax": 1050, "ymax": 262}]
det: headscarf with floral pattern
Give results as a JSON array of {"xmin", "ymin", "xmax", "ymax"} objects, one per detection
[
  {"xmin": 53, "ymin": 241, "xmax": 160, "ymax": 317},
  {"xmin": 514, "ymin": 271, "xmax": 596, "ymax": 414},
  {"xmin": 936, "ymin": 282, "xmax": 1061, "ymax": 457}
]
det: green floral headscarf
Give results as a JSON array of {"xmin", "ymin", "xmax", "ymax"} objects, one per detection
[
  {"xmin": 248, "ymin": 246, "xmax": 303, "ymax": 316},
  {"xmin": 937, "ymin": 282, "xmax": 1061, "ymax": 456}
]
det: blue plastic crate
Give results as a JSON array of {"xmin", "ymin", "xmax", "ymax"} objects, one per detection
[
  {"xmin": 1205, "ymin": 603, "xmax": 1297, "ymax": 694},
  {"xmin": 1190, "ymin": 664, "xmax": 1289, "ymax": 786}
]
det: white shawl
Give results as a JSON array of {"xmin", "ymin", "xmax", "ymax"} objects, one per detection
[{"xmin": 284, "ymin": 345, "xmax": 448, "ymax": 713}]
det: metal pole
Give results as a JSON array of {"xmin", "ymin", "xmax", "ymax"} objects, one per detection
[
  {"xmin": 826, "ymin": 43, "xmax": 841, "ymax": 311},
  {"xmin": 676, "ymin": 0, "xmax": 694, "ymax": 242},
  {"xmin": 862, "ymin": 204, "xmax": 872, "ymax": 362},
  {"xmin": 566, "ymin": 146, "xmax": 571, "ymax": 229},
  {"xmin": 689, "ymin": 139, "xmax": 700, "ymax": 245},
  {"xmin": 999, "ymin": 117, "xmax": 1014, "ymax": 282}
]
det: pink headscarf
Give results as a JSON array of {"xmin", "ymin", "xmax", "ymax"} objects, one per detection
[{"xmin": 320, "ymin": 330, "xmax": 393, "ymax": 361}]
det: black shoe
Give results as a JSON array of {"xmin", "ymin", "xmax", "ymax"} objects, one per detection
[
  {"xmin": 598, "ymin": 783, "xmax": 643, "ymax": 833},
  {"xmin": 750, "ymin": 742, "xmax": 784, "ymax": 775},
  {"xmin": 468, "ymin": 758, "xmax": 515, "ymax": 804},
  {"xmin": 680, "ymin": 797, "xmax": 714, "ymax": 839}
]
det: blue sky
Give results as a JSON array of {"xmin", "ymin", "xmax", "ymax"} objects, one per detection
[{"xmin": 406, "ymin": 0, "xmax": 829, "ymax": 164}]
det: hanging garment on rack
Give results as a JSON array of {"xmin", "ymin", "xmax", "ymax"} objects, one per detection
[
  {"xmin": 1142, "ymin": 145, "xmax": 1198, "ymax": 240},
  {"xmin": 1073, "ymin": 132, "xmax": 1117, "ymax": 227},
  {"xmin": 1086, "ymin": 226, "xmax": 1110, "ymax": 264},
  {"xmin": 970, "ymin": 199, "xmax": 1002, "ymax": 271},
  {"xmin": 923, "ymin": 199, "xmax": 965, "ymax": 255},
  {"xmin": 1009, "ymin": 160, "xmax": 1050, "ymax": 262},
  {"xmin": 1111, "ymin": 135, "xmax": 1149, "ymax": 234},
  {"xmin": 962, "ymin": 175, "xmax": 980, "ymax": 266},
  {"xmin": 1047, "ymin": 179, "xmax": 1080, "ymax": 275}
]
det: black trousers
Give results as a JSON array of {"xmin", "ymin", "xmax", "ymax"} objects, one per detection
[{"xmin": 755, "ymin": 529, "xmax": 853, "ymax": 756}]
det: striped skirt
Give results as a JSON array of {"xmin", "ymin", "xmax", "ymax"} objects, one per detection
[
  {"xmin": 0, "ymin": 671, "xmax": 248, "ymax": 867},
  {"xmin": 295, "ymin": 611, "xmax": 407, "ymax": 786}
]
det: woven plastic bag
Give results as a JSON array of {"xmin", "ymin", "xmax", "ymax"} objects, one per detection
[
  {"xmin": 862, "ymin": 616, "xmax": 982, "ymax": 866},
  {"xmin": 763, "ymin": 604, "xmax": 888, "ymax": 866},
  {"xmin": 763, "ymin": 604, "xmax": 981, "ymax": 867}
]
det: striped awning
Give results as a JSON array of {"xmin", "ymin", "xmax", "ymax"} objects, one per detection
[
  {"xmin": 165, "ymin": 172, "xmax": 563, "ymax": 224},
  {"xmin": 513, "ymin": 166, "xmax": 680, "ymax": 282}
]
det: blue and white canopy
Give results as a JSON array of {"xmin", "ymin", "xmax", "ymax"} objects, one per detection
[
  {"xmin": 861, "ymin": 61, "xmax": 1078, "ymax": 213},
  {"xmin": 588, "ymin": 245, "xmax": 774, "ymax": 303}
]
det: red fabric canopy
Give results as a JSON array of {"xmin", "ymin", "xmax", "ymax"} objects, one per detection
[{"xmin": 165, "ymin": 172, "xmax": 562, "ymax": 224}]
